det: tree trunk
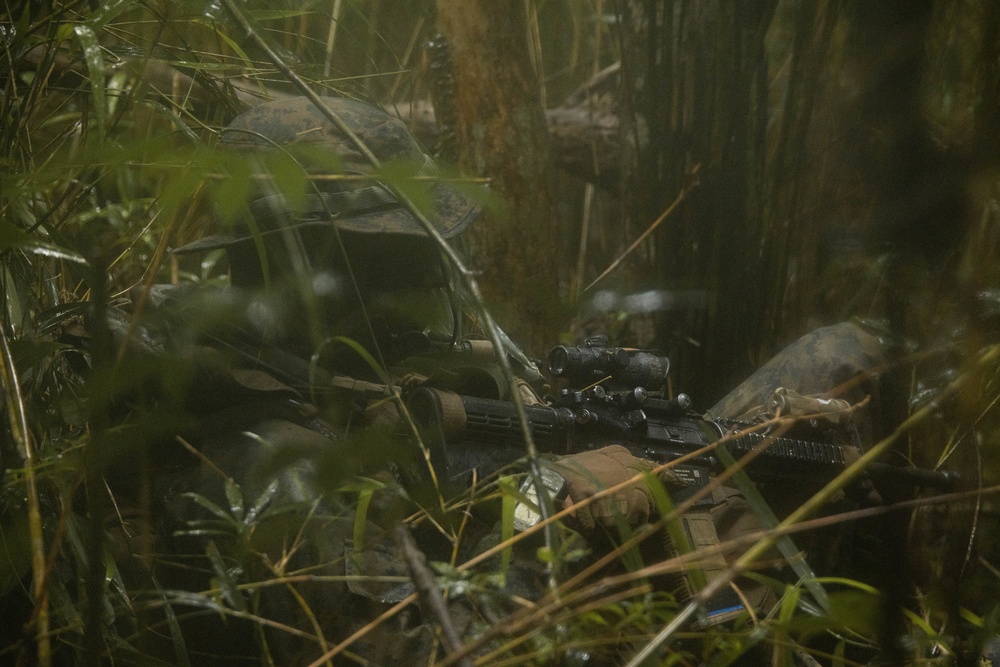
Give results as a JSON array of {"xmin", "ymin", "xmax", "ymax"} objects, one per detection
[{"xmin": 435, "ymin": 1, "xmax": 563, "ymax": 356}]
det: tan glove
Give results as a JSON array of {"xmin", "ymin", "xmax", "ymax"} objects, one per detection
[{"xmin": 548, "ymin": 445, "xmax": 684, "ymax": 531}]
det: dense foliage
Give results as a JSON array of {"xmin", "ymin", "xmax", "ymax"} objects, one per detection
[{"xmin": 2, "ymin": 1, "xmax": 1000, "ymax": 665}]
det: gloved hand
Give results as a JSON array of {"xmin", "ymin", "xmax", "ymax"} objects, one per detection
[{"xmin": 548, "ymin": 445, "xmax": 685, "ymax": 531}]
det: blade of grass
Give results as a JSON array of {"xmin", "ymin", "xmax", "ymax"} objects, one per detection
[
  {"xmin": 0, "ymin": 328, "xmax": 51, "ymax": 667},
  {"xmin": 72, "ymin": 24, "xmax": 106, "ymax": 141},
  {"xmin": 583, "ymin": 164, "xmax": 700, "ymax": 293}
]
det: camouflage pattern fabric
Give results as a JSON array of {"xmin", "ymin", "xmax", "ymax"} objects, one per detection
[
  {"xmin": 174, "ymin": 96, "xmax": 481, "ymax": 256},
  {"xmin": 707, "ymin": 322, "xmax": 885, "ymax": 425}
]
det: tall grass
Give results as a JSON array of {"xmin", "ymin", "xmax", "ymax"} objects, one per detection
[{"xmin": 2, "ymin": 1, "xmax": 1000, "ymax": 665}]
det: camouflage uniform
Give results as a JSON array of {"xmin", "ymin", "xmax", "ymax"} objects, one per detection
[
  {"xmin": 707, "ymin": 322, "xmax": 885, "ymax": 435},
  {"xmin": 111, "ymin": 96, "xmax": 890, "ymax": 665}
]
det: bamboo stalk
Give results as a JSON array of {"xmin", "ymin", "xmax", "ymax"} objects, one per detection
[{"xmin": 323, "ymin": 0, "xmax": 344, "ymax": 78}]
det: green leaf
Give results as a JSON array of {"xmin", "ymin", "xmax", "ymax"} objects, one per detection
[
  {"xmin": 579, "ymin": 611, "xmax": 608, "ymax": 627},
  {"xmin": 960, "ymin": 606, "xmax": 984, "ymax": 626},
  {"xmin": 178, "ymin": 492, "xmax": 239, "ymax": 528},
  {"xmin": 151, "ymin": 574, "xmax": 192, "ymax": 667},
  {"xmin": 72, "ymin": 24, "xmax": 106, "ymax": 139},
  {"xmin": 714, "ymin": 444, "xmax": 829, "ymax": 614},
  {"xmin": 54, "ymin": 23, "xmax": 74, "ymax": 42},
  {"xmin": 0, "ymin": 221, "xmax": 87, "ymax": 264},
  {"xmin": 644, "ymin": 471, "xmax": 705, "ymax": 589},
  {"xmin": 901, "ymin": 607, "xmax": 940, "ymax": 638},
  {"xmin": 777, "ymin": 583, "xmax": 800, "ymax": 625},
  {"xmin": 245, "ymin": 480, "xmax": 280, "ymax": 525},
  {"xmin": 25, "ymin": 241, "xmax": 88, "ymax": 264},
  {"xmin": 352, "ymin": 488, "xmax": 374, "ymax": 566},
  {"xmin": 499, "ymin": 475, "xmax": 517, "ymax": 578},
  {"xmin": 206, "ymin": 540, "xmax": 247, "ymax": 612},
  {"xmin": 337, "ymin": 477, "xmax": 387, "ymax": 494},
  {"xmin": 223, "ymin": 478, "xmax": 244, "ymax": 524},
  {"xmin": 788, "ymin": 589, "xmax": 881, "ymax": 642},
  {"xmin": 810, "ymin": 576, "xmax": 879, "ymax": 594}
]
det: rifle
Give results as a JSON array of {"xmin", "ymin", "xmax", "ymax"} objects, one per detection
[{"xmin": 403, "ymin": 337, "xmax": 960, "ymax": 501}]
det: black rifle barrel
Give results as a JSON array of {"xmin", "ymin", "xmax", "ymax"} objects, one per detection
[{"xmin": 406, "ymin": 388, "xmax": 960, "ymax": 492}]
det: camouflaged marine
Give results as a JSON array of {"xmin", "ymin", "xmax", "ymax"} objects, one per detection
[{"xmin": 111, "ymin": 95, "xmax": 891, "ymax": 665}]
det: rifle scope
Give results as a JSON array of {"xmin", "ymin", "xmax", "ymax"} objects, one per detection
[{"xmin": 547, "ymin": 336, "xmax": 670, "ymax": 389}]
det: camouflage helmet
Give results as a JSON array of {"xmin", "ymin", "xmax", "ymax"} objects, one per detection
[{"xmin": 177, "ymin": 95, "xmax": 479, "ymax": 254}]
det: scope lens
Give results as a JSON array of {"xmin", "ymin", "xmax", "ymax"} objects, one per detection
[{"xmin": 548, "ymin": 347, "xmax": 569, "ymax": 375}]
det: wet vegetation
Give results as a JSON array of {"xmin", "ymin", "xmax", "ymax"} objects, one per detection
[{"xmin": 2, "ymin": 1, "xmax": 1000, "ymax": 665}]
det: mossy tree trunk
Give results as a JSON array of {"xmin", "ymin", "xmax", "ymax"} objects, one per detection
[{"xmin": 435, "ymin": 1, "xmax": 565, "ymax": 356}]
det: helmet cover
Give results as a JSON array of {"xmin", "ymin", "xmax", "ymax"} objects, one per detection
[{"xmin": 177, "ymin": 96, "xmax": 479, "ymax": 254}]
